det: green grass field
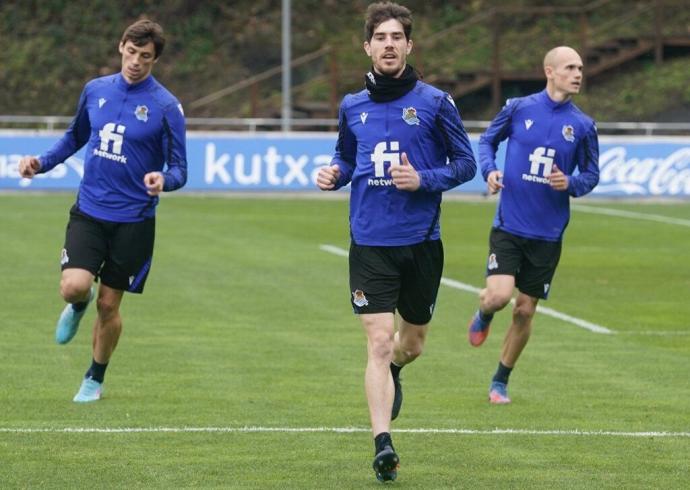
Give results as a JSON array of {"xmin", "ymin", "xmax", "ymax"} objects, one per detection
[{"xmin": 1, "ymin": 194, "xmax": 688, "ymax": 489}]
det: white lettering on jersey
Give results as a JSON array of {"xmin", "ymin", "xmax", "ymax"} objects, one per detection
[
  {"xmin": 522, "ymin": 146, "xmax": 556, "ymax": 184},
  {"xmin": 528, "ymin": 147, "xmax": 555, "ymax": 176},
  {"xmin": 94, "ymin": 123, "xmax": 127, "ymax": 163},
  {"xmin": 371, "ymin": 141, "xmax": 400, "ymax": 178}
]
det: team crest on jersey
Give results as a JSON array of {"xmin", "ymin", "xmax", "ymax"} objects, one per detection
[
  {"xmin": 60, "ymin": 248, "xmax": 69, "ymax": 265},
  {"xmin": 562, "ymin": 124, "xmax": 575, "ymax": 142},
  {"xmin": 352, "ymin": 289, "xmax": 369, "ymax": 307},
  {"xmin": 487, "ymin": 253, "xmax": 498, "ymax": 271},
  {"xmin": 402, "ymin": 107, "xmax": 420, "ymax": 125},
  {"xmin": 135, "ymin": 105, "xmax": 149, "ymax": 122}
]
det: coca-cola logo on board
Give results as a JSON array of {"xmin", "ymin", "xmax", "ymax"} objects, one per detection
[{"xmin": 594, "ymin": 147, "xmax": 690, "ymax": 196}]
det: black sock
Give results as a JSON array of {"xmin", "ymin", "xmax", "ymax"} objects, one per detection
[
  {"xmin": 85, "ymin": 359, "xmax": 108, "ymax": 383},
  {"xmin": 492, "ymin": 361, "xmax": 513, "ymax": 385},
  {"xmin": 479, "ymin": 310, "xmax": 494, "ymax": 322},
  {"xmin": 390, "ymin": 362, "xmax": 402, "ymax": 380},
  {"xmin": 374, "ymin": 432, "xmax": 393, "ymax": 454},
  {"xmin": 72, "ymin": 300, "xmax": 89, "ymax": 313}
]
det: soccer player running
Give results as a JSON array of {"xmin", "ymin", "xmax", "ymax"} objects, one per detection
[
  {"xmin": 18, "ymin": 20, "xmax": 187, "ymax": 403},
  {"xmin": 317, "ymin": 2, "xmax": 476, "ymax": 482},
  {"xmin": 467, "ymin": 46, "xmax": 599, "ymax": 404}
]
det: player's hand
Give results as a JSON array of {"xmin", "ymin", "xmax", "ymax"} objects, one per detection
[
  {"xmin": 548, "ymin": 164, "xmax": 569, "ymax": 191},
  {"xmin": 316, "ymin": 164, "xmax": 340, "ymax": 190},
  {"xmin": 144, "ymin": 172, "xmax": 165, "ymax": 196},
  {"xmin": 389, "ymin": 152, "xmax": 420, "ymax": 191},
  {"xmin": 18, "ymin": 156, "xmax": 41, "ymax": 179},
  {"xmin": 487, "ymin": 170, "xmax": 504, "ymax": 194}
]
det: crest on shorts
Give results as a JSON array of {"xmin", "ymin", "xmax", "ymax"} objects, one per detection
[
  {"xmin": 487, "ymin": 253, "xmax": 498, "ymax": 271},
  {"xmin": 562, "ymin": 124, "xmax": 575, "ymax": 142},
  {"xmin": 60, "ymin": 248, "xmax": 69, "ymax": 265},
  {"xmin": 402, "ymin": 107, "xmax": 420, "ymax": 125},
  {"xmin": 135, "ymin": 105, "xmax": 149, "ymax": 122},
  {"xmin": 352, "ymin": 289, "xmax": 369, "ymax": 307}
]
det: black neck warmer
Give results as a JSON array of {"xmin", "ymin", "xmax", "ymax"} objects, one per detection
[{"xmin": 365, "ymin": 65, "xmax": 419, "ymax": 103}]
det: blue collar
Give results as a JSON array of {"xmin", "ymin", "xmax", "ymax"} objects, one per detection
[
  {"xmin": 116, "ymin": 73, "xmax": 155, "ymax": 92},
  {"xmin": 538, "ymin": 89, "xmax": 572, "ymax": 110}
]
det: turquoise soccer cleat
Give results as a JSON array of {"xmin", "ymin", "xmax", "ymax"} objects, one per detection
[
  {"xmin": 73, "ymin": 377, "xmax": 103, "ymax": 403},
  {"xmin": 55, "ymin": 286, "xmax": 94, "ymax": 344}
]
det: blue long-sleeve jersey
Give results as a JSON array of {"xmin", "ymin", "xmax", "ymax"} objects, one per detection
[
  {"xmin": 332, "ymin": 81, "xmax": 476, "ymax": 246},
  {"xmin": 38, "ymin": 73, "xmax": 187, "ymax": 222},
  {"xmin": 479, "ymin": 89, "xmax": 599, "ymax": 241}
]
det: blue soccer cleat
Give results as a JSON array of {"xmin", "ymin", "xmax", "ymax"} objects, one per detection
[
  {"xmin": 372, "ymin": 445, "xmax": 400, "ymax": 482},
  {"xmin": 55, "ymin": 286, "xmax": 94, "ymax": 344},
  {"xmin": 468, "ymin": 310, "xmax": 492, "ymax": 347},
  {"xmin": 73, "ymin": 377, "xmax": 103, "ymax": 403},
  {"xmin": 489, "ymin": 381, "xmax": 511, "ymax": 404}
]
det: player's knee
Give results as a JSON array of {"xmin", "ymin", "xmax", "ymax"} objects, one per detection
[
  {"xmin": 96, "ymin": 296, "xmax": 120, "ymax": 320},
  {"xmin": 59, "ymin": 278, "xmax": 90, "ymax": 303},
  {"xmin": 369, "ymin": 334, "xmax": 394, "ymax": 362},
  {"xmin": 481, "ymin": 289, "xmax": 511, "ymax": 312},
  {"xmin": 512, "ymin": 303, "xmax": 535, "ymax": 326},
  {"xmin": 401, "ymin": 344, "xmax": 423, "ymax": 361}
]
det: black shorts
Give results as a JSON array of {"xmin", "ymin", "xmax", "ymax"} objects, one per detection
[
  {"xmin": 349, "ymin": 240, "xmax": 444, "ymax": 325},
  {"xmin": 61, "ymin": 205, "xmax": 155, "ymax": 294},
  {"xmin": 486, "ymin": 228, "xmax": 561, "ymax": 300}
]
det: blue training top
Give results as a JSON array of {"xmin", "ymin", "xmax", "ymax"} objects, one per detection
[
  {"xmin": 479, "ymin": 89, "xmax": 600, "ymax": 241},
  {"xmin": 38, "ymin": 73, "xmax": 187, "ymax": 222},
  {"xmin": 331, "ymin": 81, "xmax": 477, "ymax": 246}
]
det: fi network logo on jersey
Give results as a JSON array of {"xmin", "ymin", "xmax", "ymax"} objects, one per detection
[
  {"xmin": 368, "ymin": 141, "xmax": 400, "ymax": 186},
  {"xmin": 522, "ymin": 146, "xmax": 555, "ymax": 184},
  {"xmin": 94, "ymin": 123, "xmax": 127, "ymax": 163}
]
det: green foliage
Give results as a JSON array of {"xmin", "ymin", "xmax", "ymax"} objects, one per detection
[
  {"xmin": 577, "ymin": 58, "xmax": 690, "ymax": 120},
  {"xmin": 0, "ymin": 1, "xmax": 688, "ymax": 120}
]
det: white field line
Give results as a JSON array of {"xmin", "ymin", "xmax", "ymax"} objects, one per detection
[
  {"xmin": 1, "ymin": 426, "xmax": 689, "ymax": 437},
  {"xmin": 572, "ymin": 204, "xmax": 690, "ymax": 228},
  {"xmin": 320, "ymin": 244, "xmax": 614, "ymax": 335}
]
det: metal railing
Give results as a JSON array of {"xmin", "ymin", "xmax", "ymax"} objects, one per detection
[{"xmin": 0, "ymin": 115, "xmax": 688, "ymax": 136}]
